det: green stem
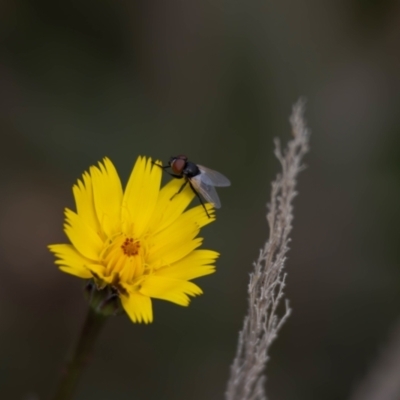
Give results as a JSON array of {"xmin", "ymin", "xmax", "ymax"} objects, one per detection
[{"xmin": 51, "ymin": 307, "xmax": 107, "ymax": 400}]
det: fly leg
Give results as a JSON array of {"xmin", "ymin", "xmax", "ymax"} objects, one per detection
[
  {"xmin": 189, "ymin": 182, "xmax": 211, "ymax": 218},
  {"xmin": 170, "ymin": 179, "xmax": 188, "ymax": 200},
  {"xmin": 167, "ymin": 173, "xmax": 183, "ymax": 179},
  {"xmin": 152, "ymin": 161, "xmax": 182, "ymax": 178},
  {"xmin": 151, "ymin": 161, "xmax": 169, "ymax": 169}
]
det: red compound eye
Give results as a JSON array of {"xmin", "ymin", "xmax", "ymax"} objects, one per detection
[{"xmin": 171, "ymin": 157, "xmax": 186, "ymax": 174}]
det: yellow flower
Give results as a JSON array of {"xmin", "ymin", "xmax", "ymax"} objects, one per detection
[{"xmin": 49, "ymin": 156, "xmax": 218, "ymax": 323}]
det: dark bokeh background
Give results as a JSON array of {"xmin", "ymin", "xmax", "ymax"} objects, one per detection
[{"xmin": 1, "ymin": 1, "xmax": 400, "ymax": 399}]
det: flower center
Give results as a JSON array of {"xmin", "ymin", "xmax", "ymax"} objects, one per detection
[
  {"xmin": 99, "ymin": 233, "xmax": 148, "ymax": 287},
  {"xmin": 121, "ymin": 238, "xmax": 140, "ymax": 256}
]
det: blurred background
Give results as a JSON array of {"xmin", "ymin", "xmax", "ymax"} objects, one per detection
[{"xmin": 1, "ymin": 1, "xmax": 400, "ymax": 399}]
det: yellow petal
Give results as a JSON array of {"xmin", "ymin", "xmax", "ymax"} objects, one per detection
[
  {"xmin": 148, "ymin": 178, "xmax": 195, "ymax": 234},
  {"xmin": 49, "ymin": 244, "xmax": 93, "ymax": 278},
  {"xmin": 72, "ymin": 172, "xmax": 102, "ymax": 239},
  {"xmin": 140, "ymin": 276, "xmax": 203, "ymax": 306},
  {"xmin": 63, "ymin": 209, "xmax": 103, "ymax": 260},
  {"xmin": 59, "ymin": 266, "xmax": 92, "ymax": 278},
  {"xmin": 148, "ymin": 203, "xmax": 214, "ymax": 266},
  {"xmin": 151, "ymin": 202, "xmax": 215, "ymax": 250},
  {"xmin": 120, "ymin": 292, "xmax": 153, "ymax": 323},
  {"xmin": 155, "ymin": 250, "xmax": 219, "ymax": 280},
  {"xmin": 122, "ymin": 157, "xmax": 162, "ymax": 237},
  {"xmin": 90, "ymin": 158, "xmax": 123, "ymax": 238},
  {"xmin": 150, "ymin": 218, "xmax": 200, "ymax": 260},
  {"xmin": 178, "ymin": 203, "xmax": 216, "ymax": 229},
  {"xmin": 148, "ymin": 237, "xmax": 204, "ymax": 267},
  {"xmin": 85, "ymin": 263, "xmax": 108, "ymax": 282}
]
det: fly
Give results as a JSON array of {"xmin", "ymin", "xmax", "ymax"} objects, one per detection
[{"xmin": 157, "ymin": 155, "xmax": 230, "ymax": 218}]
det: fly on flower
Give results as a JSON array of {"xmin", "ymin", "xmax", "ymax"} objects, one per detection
[
  {"xmin": 48, "ymin": 156, "xmax": 219, "ymax": 324},
  {"xmin": 157, "ymin": 155, "xmax": 231, "ymax": 218}
]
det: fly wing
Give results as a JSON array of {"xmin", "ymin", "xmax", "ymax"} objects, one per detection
[
  {"xmin": 190, "ymin": 175, "xmax": 221, "ymax": 209},
  {"xmin": 197, "ymin": 165, "xmax": 231, "ymax": 187}
]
